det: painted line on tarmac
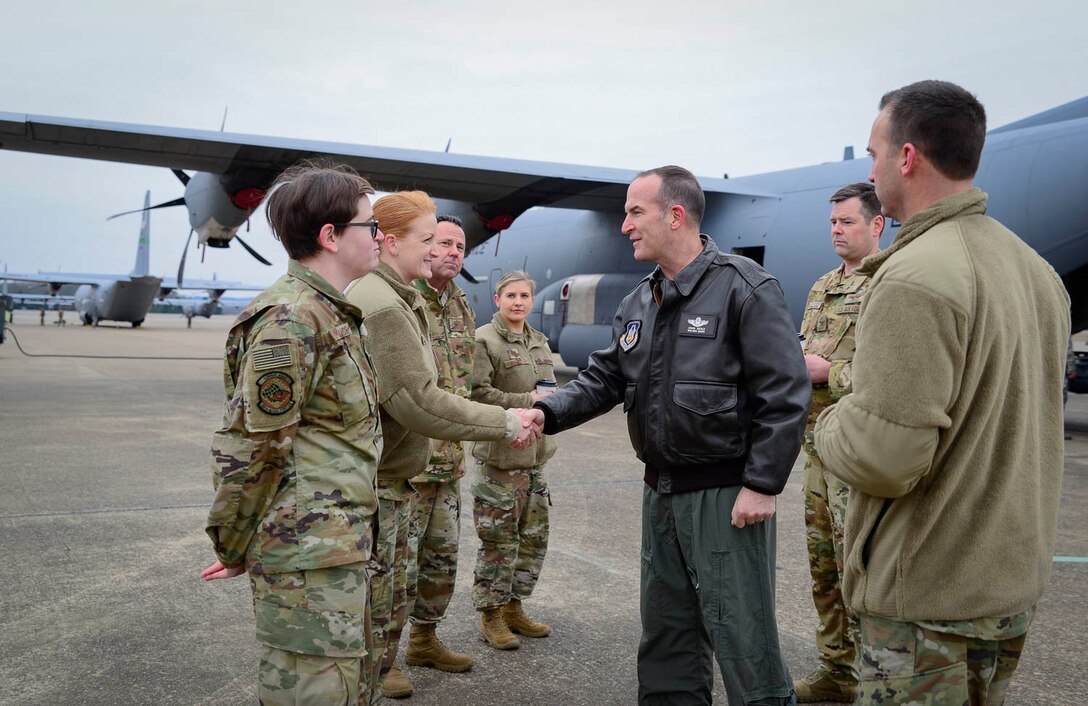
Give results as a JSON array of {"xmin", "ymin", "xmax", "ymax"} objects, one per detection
[{"xmin": 1054, "ymin": 556, "xmax": 1088, "ymax": 563}]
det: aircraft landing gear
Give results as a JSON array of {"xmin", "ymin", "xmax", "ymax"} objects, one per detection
[
  {"xmin": 132, "ymin": 319, "xmax": 144, "ymax": 328},
  {"xmin": 82, "ymin": 313, "xmax": 93, "ymax": 326}
]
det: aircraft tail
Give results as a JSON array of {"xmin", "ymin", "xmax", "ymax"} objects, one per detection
[{"xmin": 132, "ymin": 191, "xmax": 151, "ymax": 276}]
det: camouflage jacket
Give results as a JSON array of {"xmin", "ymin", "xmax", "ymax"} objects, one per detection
[
  {"xmin": 344, "ymin": 263, "xmax": 514, "ymax": 487},
  {"xmin": 411, "ymin": 278, "xmax": 475, "ymax": 482},
  {"xmin": 800, "ymin": 264, "xmax": 870, "ymax": 431},
  {"xmin": 205, "ymin": 260, "xmax": 382, "ymax": 574},
  {"xmin": 472, "ymin": 312, "xmax": 557, "ymax": 470}
]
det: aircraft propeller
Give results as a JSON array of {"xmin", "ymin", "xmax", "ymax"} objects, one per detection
[{"xmin": 109, "ymin": 168, "xmax": 272, "ymax": 286}]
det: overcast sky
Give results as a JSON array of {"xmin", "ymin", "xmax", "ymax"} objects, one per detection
[{"xmin": 1, "ymin": 0, "xmax": 1086, "ymax": 287}]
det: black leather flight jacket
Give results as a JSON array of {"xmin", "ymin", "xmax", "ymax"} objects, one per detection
[{"xmin": 537, "ymin": 237, "xmax": 810, "ymax": 495}]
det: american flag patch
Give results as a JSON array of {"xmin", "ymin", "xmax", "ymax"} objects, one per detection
[
  {"xmin": 252, "ymin": 344, "xmax": 293, "ymax": 371},
  {"xmin": 331, "ymin": 323, "xmax": 352, "ymax": 340}
]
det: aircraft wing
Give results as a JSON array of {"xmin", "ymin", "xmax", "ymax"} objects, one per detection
[
  {"xmin": 162, "ymin": 277, "xmax": 268, "ymax": 291},
  {"xmin": 0, "ymin": 272, "xmax": 122, "ymax": 287},
  {"xmin": 0, "ymin": 112, "xmax": 770, "ymax": 239}
]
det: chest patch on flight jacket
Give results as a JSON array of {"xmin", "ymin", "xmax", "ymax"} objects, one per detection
[
  {"xmin": 620, "ymin": 320, "xmax": 641, "ymax": 352},
  {"xmin": 679, "ymin": 314, "xmax": 717, "ymax": 338}
]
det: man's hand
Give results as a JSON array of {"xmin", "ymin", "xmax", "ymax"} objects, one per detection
[
  {"xmin": 731, "ymin": 487, "xmax": 777, "ymax": 528},
  {"xmin": 200, "ymin": 560, "xmax": 246, "ymax": 581},
  {"xmin": 805, "ymin": 353, "xmax": 831, "ymax": 384},
  {"xmin": 510, "ymin": 408, "xmax": 544, "ymax": 449}
]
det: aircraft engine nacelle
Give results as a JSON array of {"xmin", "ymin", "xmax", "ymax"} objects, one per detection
[
  {"xmin": 74, "ymin": 284, "xmax": 100, "ymax": 324},
  {"xmin": 537, "ymin": 272, "xmax": 647, "ymax": 369},
  {"xmin": 184, "ymin": 171, "xmax": 251, "ymax": 245}
]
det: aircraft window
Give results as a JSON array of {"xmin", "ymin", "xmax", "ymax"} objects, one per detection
[{"xmin": 730, "ymin": 246, "xmax": 765, "ymax": 266}]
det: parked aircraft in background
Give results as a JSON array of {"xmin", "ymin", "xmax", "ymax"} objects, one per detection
[
  {"xmin": 1, "ymin": 192, "xmax": 264, "ymax": 327},
  {"xmin": 159, "ymin": 293, "xmax": 255, "ymax": 326},
  {"xmin": 1, "ymin": 96, "xmax": 1085, "ymax": 362}
]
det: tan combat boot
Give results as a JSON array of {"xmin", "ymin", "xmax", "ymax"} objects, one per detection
[
  {"xmin": 501, "ymin": 598, "xmax": 551, "ymax": 638},
  {"xmin": 793, "ymin": 668, "xmax": 856, "ymax": 703},
  {"xmin": 382, "ymin": 665, "xmax": 414, "ymax": 699},
  {"xmin": 479, "ymin": 607, "xmax": 520, "ymax": 650},
  {"xmin": 405, "ymin": 622, "xmax": 475, "ymax": 672}
]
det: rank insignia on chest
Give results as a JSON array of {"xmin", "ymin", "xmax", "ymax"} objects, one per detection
[
  {"xmin": 448, "ymin": 316, "xmax": 465, "ymax": 333},
  {"xmin": 620, "ymin": 320, "xmax": 641, "ymax": 352},
  {"xmin": 256, "ymin": 370, "xmax": 296, "ymax": 415},
  {"xmin": 679, "ymin": 314, "xmax": 717, "ymax": 338}
]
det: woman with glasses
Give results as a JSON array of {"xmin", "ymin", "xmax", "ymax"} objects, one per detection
[{"xmin": 200, "ymin": 161, "xmax": 384, "ymax": 705}]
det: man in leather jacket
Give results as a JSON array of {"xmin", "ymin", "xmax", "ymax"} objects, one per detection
[{"xmin": 531, "ymin": 165, "xmax": 809, "ymax": 705}]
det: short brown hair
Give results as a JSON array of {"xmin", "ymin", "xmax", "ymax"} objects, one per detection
[
  {"xmin": 879, "ymin": 80, "xmax": 987, "ymax": 181},
  {"xmin": 265, "ymin": 160, "xmax": 374, "ymax": 260},
  {"xmin": 829, "ymin": 182, "xmax": 883, "ymax": 223},
  {"xmin": 636, "ymin": 165, "xmax": 705, "ymax": 227}
]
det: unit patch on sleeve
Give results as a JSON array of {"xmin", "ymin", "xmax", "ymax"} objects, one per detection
[
  {"xmin": 256, "ymin": 371, "xmax": 296, "ymax": 415},
  {"xmin": 679, "ymin": 314, "xmax": 717, "ymax": 338},
  {"xmin": 619, "ymin": 320, "xmax": 642, "ymax": 352},
  {"xmin": 252, "ymin": 344, "xmax": 293, "ymax": 371}
]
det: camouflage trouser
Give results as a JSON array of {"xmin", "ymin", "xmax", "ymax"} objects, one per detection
[
  {"xmin": 857, "ymin": 614, "xmax": 1027, "ymax": 705},
  {"xmin": 471, "ymin": 462, "xmax": 550, "ymax": 610},
  {"xmin": 367, "ymin": 480, "xmax": 415, "ymax": 702},
  {"xmin": 250, "ymin": 562, "xmax": 371, "ymax": 705},
  {"xmin": 408, "ymin": 478, "xmax": 461, "ymax": 624},
  {"xmin": 801, "ymin": 448, "xmax": 857, "ymax": 679}
]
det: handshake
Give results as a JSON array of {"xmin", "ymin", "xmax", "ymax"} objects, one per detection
[
  {"xmin": 510, "ymin": 408, "xmax": 546, "ymax": 449},
  {"xmin": 509, "ymin": 380, "xmax": 555, "ymax": 449}
]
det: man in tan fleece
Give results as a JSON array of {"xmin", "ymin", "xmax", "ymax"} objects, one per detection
[{"xmin": 814, "ymin": 80, "xmax": 1070, "ymax": 705}]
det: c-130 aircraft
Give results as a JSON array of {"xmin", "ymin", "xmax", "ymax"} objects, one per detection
[{"xmin": 1, "ymin": 95, "xmax": 1085, "ymax": 365}]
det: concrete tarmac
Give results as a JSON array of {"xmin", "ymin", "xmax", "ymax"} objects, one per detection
[{"xmin": 1, "ymin": 312, "xmax": 1085, "ymax": 705}]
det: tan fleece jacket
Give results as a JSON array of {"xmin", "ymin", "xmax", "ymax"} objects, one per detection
[
  {"xmin": 471, "ymin": 313, "xmax": 557, "ymax": 470},
  {"xmin": 345, "ymin": 263, "xmax": 516, "ymax": 480},
  {"xmin": 814, "ymin": 189, "xmax": 1069, "ymax": 622}
]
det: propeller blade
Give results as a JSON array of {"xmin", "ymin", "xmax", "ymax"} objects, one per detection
[
  {"xmin": 177, "ymin": 229, "xmax": 194, "ymax": 288},
  {"xmin": 107, "ymin": 197, "xmax": 186, "ymax": 220},
  {"xmin": 171, "ymin": 169, "xmax": 190, "ymax": 186},
  {"xmin": 459, "ymin": 266, "xmax": 479, "ymax": 284},
  {"xmin": 234, "ymin": 235, "xmax": 273, "ymax": 266}
]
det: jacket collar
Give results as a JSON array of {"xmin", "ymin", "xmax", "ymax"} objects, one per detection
[
  {"xmin": 373, "ymin": 262, "xmax": 425, "ymax": 312},
  {"xmin": 857, "ymin": 188, "xmax": 987, "ymax": 277},
  {"xmin": 287, "ymin": 259, "xmax": 363, "ymax": 320},
  {"xmin": 490, "ymin": 310, "xmax": 540, "ymax": 344},
  {"xmin": 412, "ymin": 277, "xmax": 464, "ymax": 305},
  {"xmin": 650, "ymin": 234, "xmax": 718, "ymax": 298}
]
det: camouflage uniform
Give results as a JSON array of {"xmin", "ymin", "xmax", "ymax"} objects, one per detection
[
  {"xmin": 206, "ymin": 260, "xmax": 382, "ymax": 705},
  {"xmin": 799, "ymin": 264, "xmax": 869, "ymax": 682},
  {"xmin": 368, "ymin": 479, "xmax": 414, "ymax": 701},
  {"xmin": 857, "ymin": 611, "xmax": 1033, "ymax": 705},
  {"xmin": 470, "ymin": 313, "xmax": 556, "ymax": 609},
  {"xmin": 408, "ymin": 278, "xmax": 475, "ymax": 625}
]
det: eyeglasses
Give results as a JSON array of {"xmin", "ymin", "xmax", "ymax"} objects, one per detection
[{"xmin": 330, "ymin": 220, "xmax": 381, "ymax": 239}]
